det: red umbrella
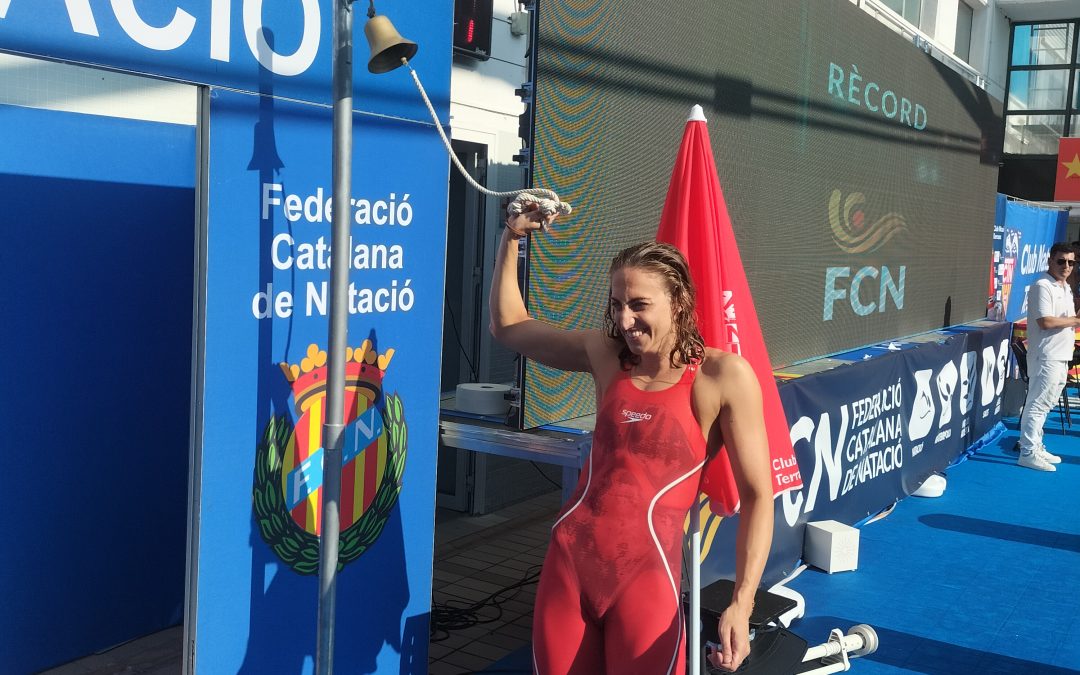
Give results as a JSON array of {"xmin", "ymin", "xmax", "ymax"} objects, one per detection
[{"xmin": 657, "ymin": 105, "xmax": 803, "ymax": 516}]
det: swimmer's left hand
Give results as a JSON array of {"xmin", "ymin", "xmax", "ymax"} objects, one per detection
[{"xmin": 708, "ymin": 604, "xmax": 751, "ymax": 672}]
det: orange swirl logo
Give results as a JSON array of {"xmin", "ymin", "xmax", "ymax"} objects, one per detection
[{"xmin": 828, "ymin": 190, "xmax": 908, "ymax": 254}]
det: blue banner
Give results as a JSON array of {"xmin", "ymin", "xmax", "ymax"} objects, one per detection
[
  {"xmin": 697, "ymin": 322, "xmax": 1011, "ymax": 586},
  {"xmin": 191, "ymin": 87, "xmax": 448, "ymax": 673},
  {"xmin": 0, "ymin": 1, "xmax": 450, "ymax": 119},
  {"xmin": 996, "ymin": 199, "xmax": 1068, "ymax": 322},
  {"xmin": 989, "ymin": 193, "xmax": 1007, "ymax": 320}
]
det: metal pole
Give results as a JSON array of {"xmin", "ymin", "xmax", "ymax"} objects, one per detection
[
  {"xmin": 316, "ymin": 1, "xmax": 353, "ymax": 673},
  {"xmin": 690, "ymin": 504, "xmax": 701, "ymax": 674}
]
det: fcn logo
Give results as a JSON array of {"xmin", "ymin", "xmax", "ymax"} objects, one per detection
[{"xmin": 253, "ymin": 341, "xmax": 407, "ymax": 574}]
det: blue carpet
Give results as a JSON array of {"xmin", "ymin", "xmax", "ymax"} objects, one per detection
[
  {"xmin": 786, "ymin": 417, "xmax": 1080, "ymax": 674},
  {"xmin": 481, "ymin": 417, "xmax": 1080, "ymax": 674}
]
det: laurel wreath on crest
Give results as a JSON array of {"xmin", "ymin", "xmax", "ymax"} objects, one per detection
[{"xmin": 253, "ymin": 393, "xmax": 408, "ymax": 575}]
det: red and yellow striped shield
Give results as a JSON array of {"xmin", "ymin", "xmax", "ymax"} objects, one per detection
[{"xmin": 279, "ymin": 342, "xmax": 394, "ymax": 535}]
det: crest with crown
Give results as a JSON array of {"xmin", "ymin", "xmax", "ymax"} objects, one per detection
[
  {"xmin": 253, "ymin": 339, "xmax": 408, "ymax": 574},
  {"xmin": 277, "ymin": 340, "xmax": 394, "ymax": 535}
]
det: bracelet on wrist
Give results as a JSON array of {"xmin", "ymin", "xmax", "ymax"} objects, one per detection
[{"xmin": 505, "ymin": 222, "xmax": 528, "ymax": 240}]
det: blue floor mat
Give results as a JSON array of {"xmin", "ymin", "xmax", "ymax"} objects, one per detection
[{"xmin": 786, "ymin": 419, "xmax": 1080, "ymax": 674}]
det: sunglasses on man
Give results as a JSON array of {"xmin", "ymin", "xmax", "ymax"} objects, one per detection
[{"xmin": 1054, "ymin": 258, "xmax": 1076, "ymax": 267}]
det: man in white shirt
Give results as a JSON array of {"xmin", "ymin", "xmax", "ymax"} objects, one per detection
[{"xmin": 1019, "ymin": 243, "xmax": 1080, "ymax": 472}]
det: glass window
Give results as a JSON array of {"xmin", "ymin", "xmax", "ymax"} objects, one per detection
[
  {"xmin": 1011, "ymin": 23, "xmax": 1074, "ymax": 66},
  {"xmin": 880, "ymin": 0, "xmax": 921, "ymax": 27},
  {"xmin": 1004, "ymin": 114, "xmax": 1066, "ymax": 154},
  {"xmin": 954, "ymin": 2, "xmax": 973, "ymax": 63},
  {"xmin": 1007, "ymin": 69, "xmax": 1069, "ymax": 111}
]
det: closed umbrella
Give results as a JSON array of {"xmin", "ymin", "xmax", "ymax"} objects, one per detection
[{"xmin": 656, "ymin": 104, "xmax": 804, "ymax": 672}]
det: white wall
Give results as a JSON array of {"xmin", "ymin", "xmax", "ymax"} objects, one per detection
[
  {"xmin": 450, "ymin": 0, "xmax": 529, "ymax": 168},
  {"xmin": 449, "ymin": 8, "xmax": 530, "ymax": 267},
  {"xmin": 0, "ymin": 52, "xmax": 195, "ymax": 124},
  {"xmin": 932, "ymin": 0, "xmax": 962, "ymax": 50},
  {"xmin": 981, "ymin": 2, "xmax": 1014, "ymax": 100}
]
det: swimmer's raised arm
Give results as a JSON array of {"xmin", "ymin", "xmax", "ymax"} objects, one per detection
[{"xmin": 488, "ymin": 205, "xmax": 602, "ymax": 373}]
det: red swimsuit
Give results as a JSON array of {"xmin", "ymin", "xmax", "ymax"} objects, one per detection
[{"xmin": 532, "ymin": 364, "xmax": 707, "ymax": 675}]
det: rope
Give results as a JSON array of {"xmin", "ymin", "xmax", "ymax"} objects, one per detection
[{"xmin": 402, "ymin": 59, "xmax": 573, "ymax": 218}]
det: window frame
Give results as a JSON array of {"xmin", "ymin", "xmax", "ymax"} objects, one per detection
[{"xmin": 1003, "ymin": 19, "xmax": 1080, "ymax": 157}]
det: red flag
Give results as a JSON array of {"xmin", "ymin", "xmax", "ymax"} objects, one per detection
[
  {"xmin": 1054, "ymin": 137, "xmax": 1080, "ymax": 201},
  {"xmin": 657, "ymin": 105, "xmax": 802, "ymax": 516}
]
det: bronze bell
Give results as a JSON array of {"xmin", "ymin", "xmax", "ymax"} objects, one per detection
[{"xmin": 364, "ymin": 14, "xmax": 418, "ymax": 74}]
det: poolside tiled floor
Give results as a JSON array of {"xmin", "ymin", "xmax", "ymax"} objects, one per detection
[{"xmin": 427, "ymin": 491, "xmax": 559, "ymax": 674}]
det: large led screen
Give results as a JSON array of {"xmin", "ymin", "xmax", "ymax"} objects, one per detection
[{"xmin": 522, "ymin": 0, "xmax": 1002, "ymax": 428}]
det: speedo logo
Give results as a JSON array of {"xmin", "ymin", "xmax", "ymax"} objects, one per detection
[{"xmin": 621, "ymin": 409, "xmax": 653, "ymax": 423}]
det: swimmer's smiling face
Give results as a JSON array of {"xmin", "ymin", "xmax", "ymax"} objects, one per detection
[{"xmin": 609, "ymin": 266, "xmax": 676, "ymax": 358}]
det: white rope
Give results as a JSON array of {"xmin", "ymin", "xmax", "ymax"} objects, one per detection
[{"xmin": 402, "ymin": 59, "xmax": 573, "ymax": 218}]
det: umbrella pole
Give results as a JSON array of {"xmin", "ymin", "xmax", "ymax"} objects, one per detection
[
  {"xmin": 690, "ymin": 504, "xmax": 701, "ymax": 674},
  {"xmin": 315, "ymin": 1, "xmax": 354, "ymax": 673}
]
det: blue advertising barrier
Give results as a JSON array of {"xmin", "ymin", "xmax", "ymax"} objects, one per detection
[
  {"xmin": 697, "ymin": 321, "xmax": 1011, "ymax": 586},
  {"xmin": 187, "ymin": 87, "xmax": 449, "ymax": 673},
  {"xmin": 995, "ymin": 197, "xmax": 1068, "ymax": 321}
]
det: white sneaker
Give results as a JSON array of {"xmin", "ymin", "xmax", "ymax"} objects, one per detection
[
  {"xmin": 1019, "ymin": 452, "xmax": 1057, "ymax": 472},
  {"xmin": 1038, "ymin": 447, "xmax": 1062, "ymax": 464}
]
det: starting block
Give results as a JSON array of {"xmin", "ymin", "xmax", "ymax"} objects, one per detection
[
  {"xmin": 685, "ymin": 579, "xmax": 805, "ymax": 673},
  {"xmin": 686, "ymin": 579, "xmax": 878, "ymax": 674}
]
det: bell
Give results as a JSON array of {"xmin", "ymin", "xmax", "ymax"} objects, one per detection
[{"xmin": 364, "ymin": 14, "xmax": 418, "ymax": 74}]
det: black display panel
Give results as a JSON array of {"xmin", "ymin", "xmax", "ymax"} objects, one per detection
[{"xmin": 522, "ymin": 0, "xmax": 1002, "ymax": 428}]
